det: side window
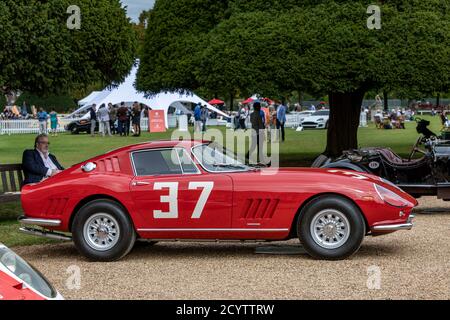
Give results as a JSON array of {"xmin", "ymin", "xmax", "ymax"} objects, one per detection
[
  {"xmin": 178, "ymin": 149, "xmax": 198, "ymax": 174},
  {"xmin": 132, "ymin": 149, "xmax": 182, "ymax": 176}
]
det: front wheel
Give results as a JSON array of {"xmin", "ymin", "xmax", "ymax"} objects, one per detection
[
  {"xmin": 72, "ymin": 199, "xmax": 136, "ymax": 261},
  {"xmin": 297, "ymin": 195, "xmax": 365, "ymax": 260}
]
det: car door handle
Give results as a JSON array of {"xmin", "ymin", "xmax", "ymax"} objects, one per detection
[{"xmin": 132, "ymin": 182, "xmax": 151, "ymax": 186}]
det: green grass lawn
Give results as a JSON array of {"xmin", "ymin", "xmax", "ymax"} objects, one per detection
[{"xmin": 0, "ymin": 115, "xmax": 442, "ymax": 247}]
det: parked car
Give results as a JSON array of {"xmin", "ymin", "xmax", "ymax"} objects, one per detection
[
  {"xmin": 19, "ymin": 140, "xmax": 416, "ymax": 261},
  {"xmin": 301, "ymin": 110, "xmax": 330, "ymax": 129},
  {"xmin": 0, "ymin": 243, "xmax": 63, "ymax": 300},
  {"xmin": 315, "ymin": 118, "xmax": 450, "ymax": 199},
  {"xmin": 65, "ymin": 119, "xmax": 99, "ymax": 134}
]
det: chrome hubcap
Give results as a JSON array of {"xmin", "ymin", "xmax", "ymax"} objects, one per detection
[
  {"xmin": 310, "ymin": 209, "xmax": 350, "ymax": 249},
  {"xmin": 83, "ymin": 213, "xmax": 120, "ymax": 251}
]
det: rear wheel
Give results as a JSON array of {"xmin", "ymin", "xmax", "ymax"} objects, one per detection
[
  {"xmin": 72, "ymin": 200, "xmax": 136, "ymax": 261},
  {"xmin": 297, "ymin": 195, "xmax": 365, "ymax": 260}
]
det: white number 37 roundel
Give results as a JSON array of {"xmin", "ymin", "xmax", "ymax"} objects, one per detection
[{"xmin": 153, "ymin": 182, "xmax": 214, "ymax": 219}]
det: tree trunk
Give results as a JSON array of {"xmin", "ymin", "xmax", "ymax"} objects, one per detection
[
  {"xmin": 229, "ymin": 91, "xmax": 234, "ymax": 112},
  {"xmin": 383, "ymin": 91, "xmax": 388, "ymax": 111},
  {"xmin": 436, "ymin": 93, "xmax": 440, "ymax": 109},
  {"xmin": 324, "ymin": 89, "xmax": 366, "ymax": 157}
]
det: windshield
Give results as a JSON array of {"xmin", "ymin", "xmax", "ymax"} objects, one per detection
[
  {"xmin": 0, "ymin": 245, "xmax": 57, "ymax": 298},
  {"xmin": 312, "ymin": 110, "xmax": 329, "ymax": 116},
  {"xmin": 192, "ymin": 143, "xmax": 250, "ymax": 172}
]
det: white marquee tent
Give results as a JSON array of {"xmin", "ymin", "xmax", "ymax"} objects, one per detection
[{"xmin": 69, "ymin": 63, "xmax": 229, "ymax": 127}]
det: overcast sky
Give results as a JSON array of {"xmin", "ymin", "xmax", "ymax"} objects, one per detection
[{"xmin": 121, "ymin": 0, "xmax": 155, "ymax": 22}]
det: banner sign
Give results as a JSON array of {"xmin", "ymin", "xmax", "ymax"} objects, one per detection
[{"xmin": 149, "ymin": 110, "xmax": 166, "ymax": 133}]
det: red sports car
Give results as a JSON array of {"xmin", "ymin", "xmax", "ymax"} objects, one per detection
[
  {"xmin": 19, "ymin": 140, "xmax": 417, "ymax": 261},
  {"xmin": 0, "ymin": 243, "xmax": 63, "ymax": 300}
]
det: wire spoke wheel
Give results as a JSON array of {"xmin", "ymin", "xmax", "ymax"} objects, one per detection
[
  {"xmin": 83, "ymin": 213, "xmax": 121, "ymax": 251},
  {"xmin": 310, "ymin": 209, "xmax": 350, "ymax": 249}
]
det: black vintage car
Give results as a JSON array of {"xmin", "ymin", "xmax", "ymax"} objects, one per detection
[
  {"xmin": 314, "ymin": 118, "xmax": 450, "ymax": 200},
  {"xmin": 65, "ymin": 119, "xmax": 99, "ymax": 134}
]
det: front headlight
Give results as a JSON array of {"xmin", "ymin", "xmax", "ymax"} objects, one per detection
[
  {"xmin": 374, "ymin": 184, "xmax": 409, "ymax": 207},
  {"xmin": 316, "ymin": 118, "xmax": 324, "ymax": 122}
]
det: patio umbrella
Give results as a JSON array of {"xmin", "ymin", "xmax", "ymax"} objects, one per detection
[
  {"xmin": 242, "ymin": 98, "xmax": 254, "ymax": 104},
  {"xmin": 208, "ymin": 98, "xmax": 225, "ymax": 105},
  {"xmin": 262, "ymin": 98, "xmax": 274, "ymax": 105}
]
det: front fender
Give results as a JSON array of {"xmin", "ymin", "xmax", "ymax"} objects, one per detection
[{"xmin": 322, "ymin": 160, "xmax": 369, "ymax": 173}]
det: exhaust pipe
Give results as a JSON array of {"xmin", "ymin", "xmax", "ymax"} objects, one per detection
[{"xmin": 19, "ymin": 227, "xmax": 72, "ymax": 241}]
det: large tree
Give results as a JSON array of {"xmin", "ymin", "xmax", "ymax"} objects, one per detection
[
  {"xmin": 0, "ymin": 0, "xmax": 137, "ymax": 99},
  {"xmin": 138, "ymin": 0, "xmax": 450, "ymax": 157}
]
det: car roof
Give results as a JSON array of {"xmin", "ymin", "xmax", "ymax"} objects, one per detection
[{"xmin": 105, "ymin": 140, "xmax": 209, "ymax": 156}]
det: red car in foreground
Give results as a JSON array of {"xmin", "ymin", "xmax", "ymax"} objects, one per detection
[
  {"xmin": 0, "ymin": 244, "xmax": 63, "ymax": 300},
  {"xmin": 19, "ymin": 140, "xmax": 417, "ymax": 261}
]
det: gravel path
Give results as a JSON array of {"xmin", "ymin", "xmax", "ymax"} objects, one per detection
[{"xmin": 13, "ymin": 197, "xmax": 450, "ymax": 300}]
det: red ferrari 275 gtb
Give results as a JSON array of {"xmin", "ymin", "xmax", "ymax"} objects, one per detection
[{"xmin": 19, "ymin": 140, "xmax": 417, "ymax": 261}]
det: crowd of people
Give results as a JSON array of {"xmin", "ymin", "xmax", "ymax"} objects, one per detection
[
  {"xmin": 372, "ymin": 108, "xmax": 415, "ymax": 130},
  {"xmin": 1, "ymin": 102, "xmax": 38, "ymax": 120},
  {"xmin": 232, "ymin": 101, "xmax": 287, "ymax": 143},
  {"xmin": 87, "ymin": 101, "xmax": 144, "ymax": 137}
]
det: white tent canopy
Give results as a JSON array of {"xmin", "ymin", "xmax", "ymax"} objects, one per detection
[
  {"xmin": 70, "ymin": 63, "xmax": 229, "ymax": 127},
  {"xmin": 78, "ymin": 91, "xmax": 101, "ymax": 106}
]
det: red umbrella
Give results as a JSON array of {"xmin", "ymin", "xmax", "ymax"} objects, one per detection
[
  {"xmin": 262, "ymin": 98, "xmax": 274, "ymax": 105},
  {"xmin": 242, "ymin": 98, "xmax": 254, "ymax": 104},
  {"xmin": 208, "ymin": 98, "xmax": 225, "ymax": 105}
]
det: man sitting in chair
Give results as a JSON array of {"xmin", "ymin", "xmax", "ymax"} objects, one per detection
[{"xmin": 22, "ymin": 134, "xmax": 64, "ymax": 186}]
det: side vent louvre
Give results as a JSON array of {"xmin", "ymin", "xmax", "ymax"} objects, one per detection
[
  {"xmin": 42, "ymin": 198, "xmax": 68, "ymax": 216},
  {"xmin": 240, "ymin": 198, "xmax": 279, "ymax": 220},
  {"xmin": 96, "ymin": 157, "xmax": 121, "ymax": 172}
]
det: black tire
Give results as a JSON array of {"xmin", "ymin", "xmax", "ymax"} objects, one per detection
[
  {"xmin": 325, "ymin": 121, "xmax": 329, "ymax": 129},
  {"xmin": 311, "ymin": 154, "xmax": 331, "ymax": 168},
  {"xmin": 297, "ymin": 195, "xmax": 365, "ymax": 260},
  {"xmin": 70, "ymin": 126, "xmax": 79, "ymax": 134},
  {"xmin": 72, "ymin": 199, "xmax": 136, "ymax": 262}
]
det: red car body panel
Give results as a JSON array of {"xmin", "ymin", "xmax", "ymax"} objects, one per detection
[{"xmin": 20, "ymin": 140, "xmax": 418, "ymax": 241}]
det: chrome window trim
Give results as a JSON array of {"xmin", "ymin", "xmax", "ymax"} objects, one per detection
[
  {"xmin": 191, "ymin": 143, "xmax": 251, "ymax": 174},
  {"xmin": 130, "ymin": 147, "xmax": 201, "ymax": 177}
]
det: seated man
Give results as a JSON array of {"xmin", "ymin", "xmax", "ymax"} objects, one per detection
[{"xmin": 22, "ymin": 134, "xmax": 64, "ymax": 186}]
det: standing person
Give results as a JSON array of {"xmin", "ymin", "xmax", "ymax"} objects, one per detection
[
  {"xmin": 194, "ymin": 103, "xmax": 202, "ymax": 133},
  {"xmin": 125, "ymin": 104, "xmax": 132, "ymax": 136},
  {"xmin": 239, "ymin": 104, "xmax": 248, "ymax": 130},
  {"xmin": 37, "ymin": 107, "xmax": 48, "ymax": 134},
  {"xmin": 268, "ymin": 105, "xmax": 277, "ymax": 142},
  {"xmin": 89, "ymin": 104, "xmax": 97, "ymax": 137},
  {"xmin": 49, "ymin": 109, "xmax": 59, "ymax": 137},
  {"xmin": 248, "ymin": 102, "xmax": 266, "ymax": 164},
  {"xmin": 97, "ymin": 104, "xmax": 111, "ymax": 137},
  {"xmin": 117, "ymin": 102, "xmax": 128, "ymax": 136},
  {"xmin": 21, "ymin": 101, "xmax": 28, "ymax": 119},
  {"xmin": 108, "ymin": 103, "xmax": 117, "ymax": 135},
  {"xmin": 276, "ymin": 103, "xmax": 287, "ymax": 142},
  {"xmin": 201, "ymin": 105, "xmax": 209, "ymax": 132},
  {"xmin": 131, "ymin": 102, "xmax": 141, "ymax": 137}
]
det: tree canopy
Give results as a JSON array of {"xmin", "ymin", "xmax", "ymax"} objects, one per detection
[
  {"xmin": 0, "ymin": 0, "xmax": 137, "ymax": 97},
  {"xmin": 126, "ymin": 0, "xmax": 450, "ymax": 155}
]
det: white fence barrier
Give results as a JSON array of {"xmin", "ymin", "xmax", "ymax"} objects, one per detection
[
  {"xmin": 1, "ymin": 115, "xmax": 228, "ymax": 135},
  {"xmin": 0, "ymin": 118, "xmax": 76, "ymax": 135}
]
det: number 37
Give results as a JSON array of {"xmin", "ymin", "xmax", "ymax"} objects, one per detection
[{"xmin": 153, "ymin": 182, "xmax": 214, "ymax": 219}]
